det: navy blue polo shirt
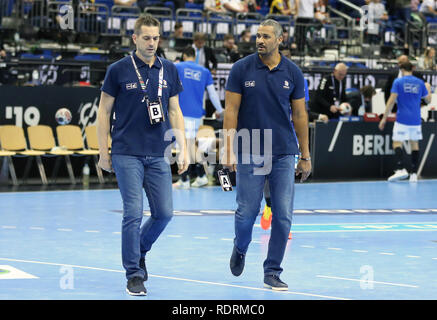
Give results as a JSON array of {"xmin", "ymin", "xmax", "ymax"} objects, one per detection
[
  {"xmin": 226, "ymin": 53, "xmax": 305, "ymax": 156},
  {"xmin": 101, "ymin": 51, "xmax": 183, "ymax": 156}
]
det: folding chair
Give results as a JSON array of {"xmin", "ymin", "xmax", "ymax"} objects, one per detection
[
  {"xmin": 84, "ymin": 125, "xmax": 112, "ymax": 183},
  {"xmin": 206, "ymin": 11, "xmax": 235, "ymax": 46},
  {"xmin": 56, "ymin": 125, "xmax": 104, "ymax": 184},
  {"xmin": 0, "ymin": 126, "xmax": 18, "ymax": 186},
  {"xmin": 84, "ymin": 125, "xmax": 112, "ymax": 151},
  {"xmin": 27, "ymin": 125, "xmax": 76, "ymax": 184},
  {"xmin": 0, "ymin": 125, "xmax": 47, "ymax": 185}
]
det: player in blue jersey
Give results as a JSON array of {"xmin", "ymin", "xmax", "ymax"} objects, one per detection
[
  {"xmin": 173, "ymin": 46, "xmax": 224, "ymax": 189},
  {"xmin": 379, "ymin": 61, "xmax": 432, "ymax": 182}
]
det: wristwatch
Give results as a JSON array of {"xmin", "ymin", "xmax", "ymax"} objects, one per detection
[{"xmin": 300, "ymin": 157, "xmax": 311, "ymax": 161}]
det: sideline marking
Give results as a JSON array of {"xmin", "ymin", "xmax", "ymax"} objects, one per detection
[
  {"xmin": 0, "ymin": 258, "xmax": 349, "ymax": 300},
  {"xmin": 317, "ymin": 275, "xmax": 419, "ymax": 288}
]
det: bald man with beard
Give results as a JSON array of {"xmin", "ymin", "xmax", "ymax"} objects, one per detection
[{"xmin": 310, "ymin": 62, "xmax": 348, "ymax": 119}]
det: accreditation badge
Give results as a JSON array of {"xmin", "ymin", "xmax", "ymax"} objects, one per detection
[
  {"xmin": 146, "ymin": 98, "xmax": 165, "ymax": 125},
  {"xmin": 217, "ymin": 168, "xmax": 233, "ymax": 192}
]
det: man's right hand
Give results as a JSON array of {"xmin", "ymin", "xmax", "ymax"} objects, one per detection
[
  {"xmin": 98, "ymin": 154, "xmax": 113, "ymax": 173},
  {"xmin": 330, "ymin": 105, "xmax": 339, "ymax": 113}
]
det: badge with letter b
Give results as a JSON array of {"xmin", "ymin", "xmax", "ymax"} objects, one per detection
[
  {"xmin": 218, "ymin": 168, "xmax": 233, "ymax": 192},
  {"xmin": 147, "ymin": 99, "xmax": 165, "ymax": 125}
]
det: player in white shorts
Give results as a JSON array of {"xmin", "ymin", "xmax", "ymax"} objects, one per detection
[
  {"xmin": 173, "ymin": 46, "xmax": 223, "ymax": 188},
  {"xmin": 379, "ymin": 61, "xmax": 432, "ymax": 182}
]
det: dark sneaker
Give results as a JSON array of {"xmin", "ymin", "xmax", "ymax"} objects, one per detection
[
  {"xmin": 264, "ymin": 275, "xmax": 288, "ymax": 291},
  {"xmin": 230, "ymin": 245, "xmax": 245, "ymax": 276},
  {"xmin": 126, "ymin": 276, "xmax": 147, "ymax": 296},
  {"xmin": 139, "ymin": 257, "xmax": 148, "ymax": 281}
]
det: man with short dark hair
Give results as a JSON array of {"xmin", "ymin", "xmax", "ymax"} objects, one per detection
[
  {"xmin": 192, "ymin": 32, "xmax": 218, "ymax": 74},
  {"xmin": 221, "ymin": 33, "xmax": 242, "ymax": 63},
  {"xmin": 97, "ymin": 14, "xmax": 189, "ymax": 296},
  {"xmin": 347, "ymin": 85, "xmax": 377, "ymax": 116},
  {"xmin": 379, "ymin": 61, "xmax": 432, "ymax": 182},
  {"xmin": 222, "ymin": 19, "xmax": 311, "ymax": 291}
]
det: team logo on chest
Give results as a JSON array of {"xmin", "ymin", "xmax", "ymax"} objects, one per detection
[
  {"xmin": 283, "ymin": 80, "xmax": 290, "ymax": 89},
  {"xmin": 126, "ymin": 82, "xmax": 138, "ymax": 90},
  {"xmin": 245, "ymin": 80, "xmax": 256, "ymax": 88}
]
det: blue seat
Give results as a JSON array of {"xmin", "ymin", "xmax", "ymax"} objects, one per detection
[
  {"xmin": 21, "ymin": 50, "xmax": 55, "ymax": 60},
  {"xmin": 74, "ymin": 54, "xmax": 103, "ymax": 61},
  {"xmin": 185, "ymin": 2, "xmax": 203, "ymax": 10}
]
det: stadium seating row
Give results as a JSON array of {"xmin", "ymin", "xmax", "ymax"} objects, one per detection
[{"xmin": 0, "ymin": 124, "xmax": 108, "ymax": 185}]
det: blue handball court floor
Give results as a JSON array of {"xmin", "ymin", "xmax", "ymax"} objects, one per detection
[{"xmin": 1, "ymin": 179, "xmax": 437, "ymax": 300}]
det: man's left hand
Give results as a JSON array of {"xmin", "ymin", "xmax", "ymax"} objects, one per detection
[
  {"xmin": 296, "ymin": 159, "xmax": 312, "ymax": 182},
  {"xmin": 177, "ymin": 148, "xmax": 190, "ymax": 175}
]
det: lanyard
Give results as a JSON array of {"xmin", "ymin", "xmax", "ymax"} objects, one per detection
[
  {"xmin": 331, "ymin": 75, "xmax": 342, "ymax": 100},
  {"xmin": 130, "ymin": 53, "xmax": 164, "ymax": 99}
]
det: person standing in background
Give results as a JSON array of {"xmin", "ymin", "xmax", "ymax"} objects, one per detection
[{"xmin": 173, "ymin": 46, "xmax": 224, "ymax": 189}]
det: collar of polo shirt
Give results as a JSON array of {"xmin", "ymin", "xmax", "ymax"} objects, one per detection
[
  {"xmin": 133, "ymin": 50, "xmax": 162, "ymax": 69},
  {"xmin": 255, "ymin": 52, "xmax": 285, "ymax": 71}
]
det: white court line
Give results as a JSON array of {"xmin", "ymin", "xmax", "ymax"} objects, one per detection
[
  {"xmin": 290, "ymin": 221, "xmax": 437, "ymax": 226},
  {"xmin": 417, "ymin": 133, "xmax": 434, "ymax": 177},
  {"xmin": 0, "ymin": 257, "xmax": 350, "ymax": 300},
  {"xmin": 317, "ymin": 275, "xmax": 419, "ymax": 288},
  {"xmin": 379, "ymin": 252, "xmax": 395, "ymax": 256},
  {"xmin": 2, "ymin": 226, "xmax": 17, "ymax": 229},
  {"xmin": 328, "ymin": 121, "xmax": 343, "ymax": 152}
]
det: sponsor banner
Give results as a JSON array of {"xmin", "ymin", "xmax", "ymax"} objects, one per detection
[
  {"xmin": 3, "ymin": 60, "xmax": 437, "ymax": 99},
  {"xmin": 0, "ymin": 86, "xmax": 100, "ymax": 133},
  {"xmin": 311, "ymin": 121, "xmax": 437, "ymax": 179}
]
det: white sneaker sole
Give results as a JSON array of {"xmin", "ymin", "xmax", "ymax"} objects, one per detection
[
  {"xmin": 126, "ymin": 288, "xmax": 147, "ymax": 296},
  {"xmin": 191, "ymin": 181, "xmax": 208, "ymax": 187},
  {"xmin": 263, "ymin": 283, "xmax": 288, "ymax": 291},
  {"xmin": 388, "ymin": 174, "xmax": 409, "ymax": 182}
]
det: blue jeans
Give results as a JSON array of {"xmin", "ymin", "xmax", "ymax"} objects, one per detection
[
  {"xmin": 235, "ymin": 155, "xmax": 295, "ymax": 276},
  {"xmin": 112, "ymin": 154, "xmax": 173, "ymax": 280}
]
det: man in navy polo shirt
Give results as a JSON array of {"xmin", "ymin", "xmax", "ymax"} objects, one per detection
[
  {"xmin": 222, "ymin": 19, "xmax": 312, "ymax": 291},
  {"xmin": 96, "ymin": 15, "xmax": 188, "ymax": 296}
]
